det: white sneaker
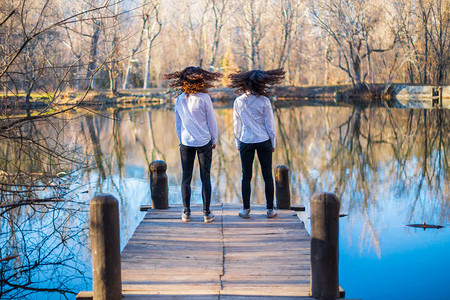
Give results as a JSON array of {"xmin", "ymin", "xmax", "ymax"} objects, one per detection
[
  {"xmin": 238, "ymin": 208, "xmax": 251, "ymax": 219},
  {"xmin": 266, "ymin": 209, "xmax": 277, "ymax": 218},
  {"xmin": 204, "ymin": 211, "xmax": 215, "ymax": 223},
  {"xmin": 181, "ymin": 209, "xmax": 191, "ymax": 222}
]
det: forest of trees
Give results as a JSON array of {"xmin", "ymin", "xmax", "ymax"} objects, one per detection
[
  {"xmin": 0, "ymin": 0, "xmax": 449, "ymax": 98},
  {"xmin": 0, "ymin": 1, "xmax": 448, "ymax": 298}
]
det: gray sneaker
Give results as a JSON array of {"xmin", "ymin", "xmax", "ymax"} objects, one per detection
[
  {"xmin": 267, "ymin": 209, "xmax": 277, "ymax": 218},
  {"xmin": 238, "ymin": 208, "xmax": 251, "ymax": 219},
  {"xmin": 181, "ymin": 209, "xmax": 191, "ymax": 222},
  {"xmin": 204, "ymin": 211, "xmax": 215, "ymax": 223}
]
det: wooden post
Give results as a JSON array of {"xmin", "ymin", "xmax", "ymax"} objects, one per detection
[
  {"xmin": 310, "ymin": 192, "xmax": 340, "ymax": 300},
  {"xmin": 89, "ymin": 194, "xmax": 122, "ymax": 300},
  {"xmin": 275, "ymin": 165, "xmax": 290, "ymax": 209},
  {"xmin": 149, "ymin": 160, "xmax": 169, "ymax": 209},
  {"xmin": 432, "ymin": 86, "xmax": 442, "ymax": 108}
]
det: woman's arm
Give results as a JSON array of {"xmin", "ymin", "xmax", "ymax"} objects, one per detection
[
  {"xmin": 263, "ymin": 98, "xmax": 276, "ymax": 149},
  {"xmin": 233, "ymin": 100, "xmax": 242, "ymax": 149},
  {"xmin": 204, "ymin": 94, "xmax": 218, "ymax": 146},
  {"xmin": 174, "ymin": 98, "xmax": 182, "ymax": 143}
]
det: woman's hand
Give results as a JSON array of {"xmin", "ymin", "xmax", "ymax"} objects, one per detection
[
  {"xmin": 272, "ymin": 148, "xmax": 275, "ymax": 152},
  {"xmin": 212, "ymin": 144, "xmax": 216, "ymax": 149}
]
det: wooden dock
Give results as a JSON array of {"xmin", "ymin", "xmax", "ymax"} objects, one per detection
[{"xmin": 120, "ymin": 203, "xmax": 314, "ymax": 299}]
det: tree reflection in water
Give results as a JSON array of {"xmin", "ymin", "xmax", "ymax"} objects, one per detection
[
  {"xmin": 0, "ymin": 105, "xmax": 448, "ymax": 298},
  {"xmin": 0, "ymin": 114, "xmax": 90, "ymax": 299}
]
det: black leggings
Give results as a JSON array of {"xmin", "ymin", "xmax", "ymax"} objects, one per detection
[
  {"xmin": 180, "ymin": 141, "xmax": 213, "ymax": 213},
  {"xmin": 240, "ymin": 139, "xmax": 274, "ymax": 209}
]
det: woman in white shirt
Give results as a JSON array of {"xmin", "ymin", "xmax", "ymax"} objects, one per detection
[
  {"xmin": 165, "ymin": 67, "xmax": 221, "ymax": 223},
  {"xmin": 228, "ymin": 69, "xmax": 285, "ymax": 219}
]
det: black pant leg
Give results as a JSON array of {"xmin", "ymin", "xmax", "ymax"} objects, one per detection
[
  {"xmin": 240, "ymin": 142, "xmax": 256, "ymax": 209},
  {"xmin": 180, "ymin": 144, "xmax": 196, "ymax": 211},
  {"xmin": 256, "ymin": 140, "xmax": 274, "ymax": 209},
  {"xmin": 197, "ymin": 141, "xmax": 213, "ymax": 212}
]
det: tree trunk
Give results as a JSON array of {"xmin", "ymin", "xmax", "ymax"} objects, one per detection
[
  {"xmin": 109, "ymin": 67, "xmax": 117, "ymax": 95},
  {"xmin": 209, "ymin": 37, "xmax": 220, "ymax": 69},
  {"xmin": 424, "ymin": 26, "xmax": 428, "ymax": 84},
  {"xmin": 110, "ymin": 4, "xmax": 119, "ymax": 96},
  {"xmin": 122, "ymin": 54, "xmax": 133, "ymax": 90},
  {"xmin": 143, "ymin": 39, "xmax": 153, "ymax": 90},
  {"xmin": 25, "ymin": 81, "xmax": 34, "ymax": 117},
  {"xmin": 84, "ymin": 20, "xmax": 101, "ymax": 90},
  {"xmin": 76, "ymin": 57, "xmax": 82, "ymax": 90},
  {"xmin": 350, "ymin": 43, "xmax": 363, "ymax": 91}
]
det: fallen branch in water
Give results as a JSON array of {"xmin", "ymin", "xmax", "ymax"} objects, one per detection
[
  {"xmin": 0, "ymin": 198, "xmax": 65, "ymax": 215},
  {"xmin": 0, "ymin": 255, "xmax": 19, "ymax": 263}
]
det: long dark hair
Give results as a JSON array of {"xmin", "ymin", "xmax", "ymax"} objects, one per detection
[
  {"xmin": 228, "ymin": 69, "xmax": 285, "ymax": 97},
  {"xmin": 164, "ymin": 66, "xmax": 222, "ymax": 95}
]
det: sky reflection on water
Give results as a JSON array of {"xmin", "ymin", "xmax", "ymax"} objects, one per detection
[{"xmin": 1, "ymin": 105, "xmax": 448, "ymax": 299}]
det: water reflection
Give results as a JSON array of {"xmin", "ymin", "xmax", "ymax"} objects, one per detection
[{"xmin": 0, "ymin": 105, "xmax": 449, "ymax": 299}]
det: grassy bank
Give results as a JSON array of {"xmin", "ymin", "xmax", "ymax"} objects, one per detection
[{"xmin": 0, "ymin": 84, "xmax": 403, "ymax": 110}]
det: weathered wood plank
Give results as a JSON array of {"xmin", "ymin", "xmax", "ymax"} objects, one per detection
[
  {"xmin": 219, "ymin": 297, "xmax": 315, "ymax": 300},
  {"xmin": 221, "ymin": 274, "xmax": 310, "ymax": 282},
  {"xmin": 220, "ymin": 286, "xmax": 311, "ymax": 296},
  {"xmin": 120, "ymin": 203, "xmax": 316, "ymax": 298},
  {"xmin": 124, "ymin": 296, "xmax": 218, "ymax": 300},
  {"xmin": 221, "ymin": 269, "xmax": 310, "ymax": 276}
]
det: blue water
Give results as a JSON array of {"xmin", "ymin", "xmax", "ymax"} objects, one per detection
[
  {"xmin": 340, "ymin": 213, "xmax": 450, "ymax": 299},
  {"xmin": 1, "ymin": 105, "xmax": 448, "ymax": 300}
]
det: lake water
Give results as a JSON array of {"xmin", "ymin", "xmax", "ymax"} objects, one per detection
[{"xmin": 1, "ymin": 104, "xmax": 449, "ymax": 299}]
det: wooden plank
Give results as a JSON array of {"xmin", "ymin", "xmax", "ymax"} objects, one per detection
[
  {"xmin": 221, "ymin": 274, "xmax": 310, "ymax": 282},
  {"xmin": 76, "ymin": 291, "xmax": 93, "ymax": 300},
  {"xmin": 221, "ymin": 269, "xmax": 310, "ymax": 276},
  {"xmin": 120, "ymin": 203, "xmax": 320, "ymax": 298},
  {"xmin": 219, "ymin": 297, "xmax": 315, "ymax": 300},
  {"xmin": 290, "ymin": 205, "xmax": 306, "ymax": 211},
  {"xmin": 124, "ymin": 296, "xmax": 218, "ymax": 299},
  {"xmin": 220, "ymin": 286, "xmax": 311, "ymax": 296}
]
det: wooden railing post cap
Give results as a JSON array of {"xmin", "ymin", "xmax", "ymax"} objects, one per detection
[
  {"xmin": 150, "ymin": 160, "xmax": 167, "ymax": 172},
  {"xmin": 91, "ymin": 193, "xmax": 118, "ymax": 205},
  {"xmin": 311, "ymin": 192, "xmax": 340, "ymax": 204},
  {"xmin": 275, "ymin": 164, "xmax": 289, "ymax": 171}
]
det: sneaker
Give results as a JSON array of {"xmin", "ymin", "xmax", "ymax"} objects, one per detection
[
  {"xmin": 204, "ymin": 211, "xmax": 215, "ymax": 223},
  {"xmin": 267, "ymin": 209, "xmax": 277, "ymax": 218},
  {"xmin": 181, "ymin": 209, "xmax": 191, "ymax": 222},
  {"xmin": 238, "ymin": 208, "xmax": 251, "ymax": 219}
]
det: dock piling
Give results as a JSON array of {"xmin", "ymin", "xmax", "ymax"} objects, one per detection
[
  {"xmin": 432, "ymin": 86, "xmax": 443, "ymax": 108},
  {"xmin": 275, "ymin": 164, "xmax": 290, "ymax": 209},
  {"xmin": 149, "ymin": 160, "xmax": 169, "ymax": 209},
  {"xmin": 310, "ymin": 192, "xmax": 340, "ymax": 300},
  {"xmin": 89, "ymin": 194, "xmax": 122, "ymax": 300}
]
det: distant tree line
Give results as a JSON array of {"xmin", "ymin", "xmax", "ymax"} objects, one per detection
[{"xmin": 0, "ymin": 0, "xmax": 449, "ymax": 99}]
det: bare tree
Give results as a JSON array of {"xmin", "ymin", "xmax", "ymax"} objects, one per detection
[
  {"xmin": 310, "ymin": 0, "xmax": 398, "ymax": 91},
  {"xmin": 122, "ymin": 6, "xmax": 148, "ymax": 90},
  {"xmin": 275, "ymin": 0, "xmax": 301, "ymax": 69},
  {"xmin": 426, "ymin": 0, "xmax": 449, "ymax": 85},
  {"xmin": 235, "ymin": 0, "xmax": 270, "ymax": 70},
  {"xmin": 0, "ymin": 2, "xmax": 129, "ymax": 296},
  {"xmin": 108, "ymin": 1, "xmax": 121, "ymax": 95},
  {"xmin": 142, "ymin": 0, "xmax": 162, "ymax": 90},
  {"xmin": 209, "ymin": 0, "xmax": 229, "ymax": 70}
]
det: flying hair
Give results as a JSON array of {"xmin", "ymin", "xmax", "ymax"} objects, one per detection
[
  {"xmin": 228, "ymin": 69, "xmax": 285, "ymax": 97},
  {"xmin": 164, "ymin": 66, "xmax": 222, "ymax": 95}
]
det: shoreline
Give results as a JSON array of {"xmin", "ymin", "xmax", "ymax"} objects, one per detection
[{"xmin": 1, "ymin": 84, "xmax": 449, "ymax": 110}]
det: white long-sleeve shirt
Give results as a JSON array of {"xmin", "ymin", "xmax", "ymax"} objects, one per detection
[
  {"xmin": 175, "ymin": 92, "xmax": 218, "ymax": 147},
  {"xmin": 233, "ymin": 93, "xmax": 276, "ymax": 149}
]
